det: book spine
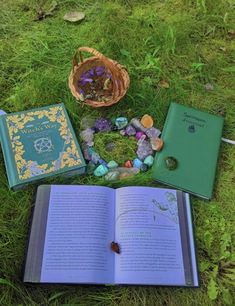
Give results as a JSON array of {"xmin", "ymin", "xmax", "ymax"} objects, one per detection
[
  {"xmin": 23, "ymin": 185, "xmax": 51, "ymax": 282},
  {"xmin": 153, "ymin": 102, "xmax": 173, "ymax": 167},
  {"xmin": 177, "ymin": 191, "xmax": 195, "ymax": 286},
  {"xmin": 0, "ymin": 117, "xmax": 17, "ymax": 187}
]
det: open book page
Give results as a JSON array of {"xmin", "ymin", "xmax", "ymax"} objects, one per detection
[
  {"xmin": 114, "ymin": 187, "xmax": 186, "ymax": 285},
  {"xmin": 40, "ymin": 185, "xmax": 115, "ymax": 283}
]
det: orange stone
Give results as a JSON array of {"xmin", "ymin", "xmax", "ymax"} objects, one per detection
[
  {"xmin": 140, "ymin": 114, "xmax": 154, "ymax": 128},
  {"xmin": 150, "ymin": 138, "xmax": 164, "ymax": 151}
]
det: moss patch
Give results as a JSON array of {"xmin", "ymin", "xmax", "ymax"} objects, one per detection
[{"xmin": 93, "ymin": 132, "xmax": 137, "ymax": 164}]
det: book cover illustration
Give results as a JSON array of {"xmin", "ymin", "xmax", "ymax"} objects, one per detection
[{"xmin": 5, "ymin": 104, "xmax": 83, "ymax": 181}]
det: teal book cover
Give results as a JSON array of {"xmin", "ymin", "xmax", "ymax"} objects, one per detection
[
  {"xmin": 153, "ymin": 102, "xmax": 224, "ymax": 199},
  {"xmin": 0, "ymin": 103, "xmax": 86, "ymax": 189}
]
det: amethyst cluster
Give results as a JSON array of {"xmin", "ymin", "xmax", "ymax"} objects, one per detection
[{"xmin": 94, "ymin": 118, "xmax": 112, "ymax": 132}]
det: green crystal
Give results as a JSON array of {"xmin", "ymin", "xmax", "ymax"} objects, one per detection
[
  {"xmin": 165, "ymin": 156, "xmax": 178, "ymax": 170},
  {"xmin": 94, "ymin": 164, "xmax": 109, "ymax": 177},
  {"xmin": 144, "ymin": 155, "xmax": 154, "ymax": 167},
  {"xmin": 107, "ymin": 160, "xmax": 118, "ymax": 169}
]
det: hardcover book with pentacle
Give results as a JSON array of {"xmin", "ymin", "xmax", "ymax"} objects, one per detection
[{"xmin": 0, "ymin": 103, "xmax": 86, "ymax": 189}]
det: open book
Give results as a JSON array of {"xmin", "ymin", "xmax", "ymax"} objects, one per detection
[{"xmin": 24, "ymin": 185, "xmax": 199, "ymax": 287}]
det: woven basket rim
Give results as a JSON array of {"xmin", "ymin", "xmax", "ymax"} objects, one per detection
[{"xmin": 68, "ymin": 47, "xmax": 130, "ymax": 108}]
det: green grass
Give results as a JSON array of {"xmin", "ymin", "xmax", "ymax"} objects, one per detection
[{"xmin": 0, "ymin": 0, "xmax": 235, "ymax": 305}]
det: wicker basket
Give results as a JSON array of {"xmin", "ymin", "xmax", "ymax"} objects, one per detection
[{"xmin": 68, "ymin": 47, "xmax": 130, "ymax": 107}]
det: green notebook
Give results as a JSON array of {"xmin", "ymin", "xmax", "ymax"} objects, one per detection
[
  {"xmin": 0, "ymin": 103, "xmax": 86, "ymax": 190},
  {"xmin": 153, "ymin": 102, "xmax": 224, "ymax": 199}
]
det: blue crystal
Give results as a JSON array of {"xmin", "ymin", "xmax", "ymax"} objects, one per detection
[
  {"xmin": 115, "ymin": 117, "xmax": 128, "ymax": 130},
  {"xmin": 133, "ymin": 158, "xmax": 143, "ymax": 168},
  {"xmin": 99, "ymin": 159, "xmax": 107, "ymax": 166}
]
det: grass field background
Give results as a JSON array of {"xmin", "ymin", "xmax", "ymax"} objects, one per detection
[{"xmin": 0, "ymin": 0, "xmax": 234, "ymax": 305}]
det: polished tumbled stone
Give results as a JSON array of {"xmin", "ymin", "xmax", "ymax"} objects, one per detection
[
  {"xmin": 80, "ymin": 128, "xmax": 94, "ymax": 146},
  {"xmin": 94, "ymin": 164, "xmax": 109, "ymax": 176},
  {"xmin": 82, "ymin": 144, "xmax": 92, "ymax": 161},
  {"xmin": 125, "ymin": 125, "xmax": 136, "ymax": 136},
  {"xmin": 140, "ymin": 163, "xmax": 148, "ymax": 172},
  {"xmin": 105, "ymin": 171, "xmax": 119, "ymax": 181},
  {"xmin": 98, "ymin": 159, "xmax": 107, "ymax": 166},
  {"xmin": 109, "ymin": 167, "xmax": 140, "ymax": 180},
  {"xmin": 111, "ymin": 167, "xmax": 140, "ymax": 174},
  {"xmin": 115, "ymin": 117, "xmax": 128, "ymax": 130},
  {"xmin": 136, "ymin": 131, "xmax": 145, "ymax": 140},
  {"xmin": 137, "ymin": 134, "xmax": 147, "ymax": 146},
  {"xmin": 150, "ymin": 138, "xmax": 164, "ymax": 151},
  {"xmin": 107, "ymin": 160, "xmax": 118, "ymax": 169},
  {"xmin": 165, "ymin": 156, "xmax": 178, "ymax": 170},
  {"xmin": 140, "ymin": 114, "xmax": 154, "ymax": 128},
  {"xmin": 145, "ymin": 127, "xmax": 161, "ymax": 139},
  {"xmin": 109, "ymin": 167, "xmax": 139, "ymax": 180},
  {"xmin": 124, "ymin": 160, "xmax": 132, "ymax": 168},
  {"xmin": 0, "ymin": 110, "xmax": 7, "ymax": 116},
  {"xmin": 133, "ymin": 158, "xmax": 143, "ymax": 168},
  {"xmin": 130, "ymin": 118, "xmax": 147, "ymax": 132},
  {"xmin": 144, "ymin": 155, "xmax": 154, "ymax": 167}
]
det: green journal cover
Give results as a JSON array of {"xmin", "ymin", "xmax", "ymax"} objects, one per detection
[
  {"xmin": 0, "ymin": 103, "xmax": 86, "ymax": 189},
  {"xmin": 153, "ymin": 102, "xmax": 224, "ymax": 199}
]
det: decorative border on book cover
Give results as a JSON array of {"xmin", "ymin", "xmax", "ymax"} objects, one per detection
[{"xmin": 6, "ymin": 105, "xmax": 82, "ymax": 180}]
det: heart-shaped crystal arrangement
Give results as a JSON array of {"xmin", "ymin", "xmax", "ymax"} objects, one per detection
[{"xmin": 80, "ymin": 114, "xmax": 164, "ymax": 181}]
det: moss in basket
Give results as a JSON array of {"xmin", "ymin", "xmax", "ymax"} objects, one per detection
[{"xmin": 93, "ymin": 132, "xmax": 137, "ymax": 165}]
